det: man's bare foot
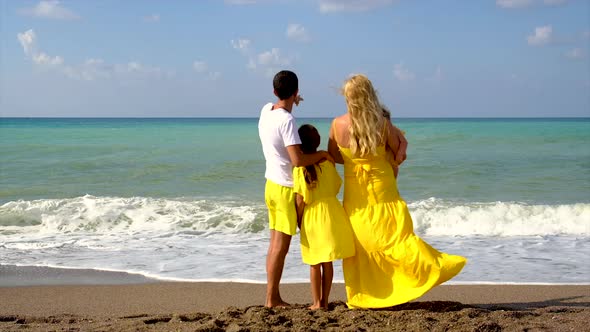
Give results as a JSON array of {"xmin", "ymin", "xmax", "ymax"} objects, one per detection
[{"xmin": 265, "ymin": 300, "xmax": 290, "ymax": 308}]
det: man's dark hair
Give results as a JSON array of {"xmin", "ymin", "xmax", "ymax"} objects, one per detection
[{"xmin": 273, "ymin": 70, "xmax": 298, "ymax": 100}]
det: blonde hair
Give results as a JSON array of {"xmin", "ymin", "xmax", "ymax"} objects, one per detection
[{"xmin": 342, "ymin": 74, "xmax": 386, "ymax": 157}]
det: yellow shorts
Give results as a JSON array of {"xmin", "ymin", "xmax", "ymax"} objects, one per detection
[{"xmin": 265, "ymin": 180, "xmax": 297, "ymax": 236}]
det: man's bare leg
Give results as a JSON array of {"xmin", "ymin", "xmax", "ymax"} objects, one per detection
[{"xmin": 266, "ymin": 229, "xmax": 292, "ymax": 307}]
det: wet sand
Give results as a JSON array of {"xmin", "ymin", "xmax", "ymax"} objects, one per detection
[{"xmin": 0, "ymin": 266, "xmax": 588, "ymax": 331}]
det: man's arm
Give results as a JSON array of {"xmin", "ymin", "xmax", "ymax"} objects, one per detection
[{"xmin": 286, "ymin": 145, "xmax": 333, "ymax": 167}]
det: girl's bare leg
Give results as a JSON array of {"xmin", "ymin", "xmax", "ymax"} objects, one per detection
[
  {"xmin": 309, "ymin": 264, "xmax": 322, "ymax": 310},
  {"xmin": 320, "ymin": 262, "xmax": 333, "ymax": 309}
]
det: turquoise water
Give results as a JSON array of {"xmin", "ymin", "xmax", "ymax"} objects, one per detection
[
  {"xmin": 2, "ymin": 117, "xmax": 589, "ymax": 204},
  {"xmin": 1, "ymin": 117, "xmax": 589, "ymax": 284}
]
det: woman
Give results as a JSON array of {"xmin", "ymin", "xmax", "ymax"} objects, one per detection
[{"xmin": 328, "ymin": 74, "xmax": 466, "ymax": 309}]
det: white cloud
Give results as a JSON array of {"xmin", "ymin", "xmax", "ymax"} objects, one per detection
[
  {"xmin": 209, "ymin": 72, "xmax": 222, "ymax": 80},
  {"xmin": 497, "ymin": 0, "xmax": 569, "ymax": 8},
  {"xmin": 33, "ymin": 53, "xmax": 64, "ymax": 65},
  {"xmin": 543, "ymin": 0, "xmax": 568, "ymax": 5},
  {"xmin": 428, "ymin": 66, "xmax": 443, "ymax": 82},
  {"xmin": 247, "ymin": 58, "xmax": 257, "ymax": 70},
  {"xmin": 231, "ymin": 38, "xmax": 252, "ymax": 54},
  {"xmin": 193, "ymin": 61, "xmax": 208, "ymax": 73},
  {"xmin": 192, "ymin": 61, "xmax": 221, "ymax": 80},
  {"xmin": 18, "ymin": 0, "xmax": 80, "ymax": 20},
  {"xmin": 143, "ymin": 14, "xmax": 160, "ymax": 23},
  {"xmin": 17, "ymin": 29, "xmax": 63, "ymax": 66},
  {"xmin": 565, "ymin": 48, "xmax": 586, "ymax": 59},
  {"xmin": 224, "ymin": 0, "xmax": 258, "ymax": 4},
  {"xmin": 393, "ymin": 63, "xmax": 415, "ymax": 81},
  {"xmin": 17, "ymin": 30, "xmax": 36, "ymax": 57},
  {"xmin": 17, "ymin": 29, "xmax": 170, "ymax": 81},
  {"xmin": 256, "ymin": 48, "xmax": 293, "ymax": 76},
  {"xmin": 527, "ymin": 25, "xmax": 553, "ymax": 46},
  {"xmin": 286, "ymin": 24, "xmax": 311, "ymax": 42},
  {"xmin": 258, "ymin": 48, "xmax": 291, "ymax": 66},
  {"xmin": 66, "ymin": 60, "xmax": 167, "ymax": 81},
  {"xmin": 319, "ymin": 0, "xmax": 395, "ymax": 13},
  {"xmin": 231, "ymin": 38, "xmax": 295, "ymax": 75},
  {"xmin": 126, "ymin": 62, "xmax": 142, "ymax": 72},
  {"xmin": 64, "ymin": 58, "xmax": 112, "ymax": 80},
  {"xmin": 496, "ymin": 0, "xmax": 533, "ymax": 8}
]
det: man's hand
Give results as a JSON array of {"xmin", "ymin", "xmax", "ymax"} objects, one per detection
[
  {"xmin": 294, "ymin": 95, "xmax": 304, "ymax": 106},
  {"xmin": 321, "ymin": 151, "xmax": 335, "ymax": 164}
]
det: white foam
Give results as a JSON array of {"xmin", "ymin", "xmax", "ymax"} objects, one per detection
[
  {"xmin": 409, "ymin": 198, "xmax": 590, "ymax": 236},
  {"xmin": 2, "ymin": 196, "xmax": 589, "ymax": 237},
  {"xmin": 0, "ymin": 195, "xmax": 263, "ymax": 236}
]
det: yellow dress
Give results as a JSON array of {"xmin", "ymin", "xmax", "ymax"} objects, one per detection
[
  {"xmin": 293, "ymin": 161, "xmax": 356, "ymax": 266},
  {"xmin": 340, "ymin": 146, "xmax": 467, "ymax": 308}
]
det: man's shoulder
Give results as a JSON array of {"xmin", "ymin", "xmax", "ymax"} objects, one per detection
[
  {"xmin": 259, "ymin": 102, "xmax": 274, "ymax": 115},
  {"xmin": 260, "ymin": 105, "xmax": 294, "ymax": 123}
]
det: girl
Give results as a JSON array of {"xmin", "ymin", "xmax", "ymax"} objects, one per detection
[
  {"xmin": 381, "ymin": 105, "xmax": 406, "ymax": 178},
  {"xmin": 293, "ymin": 124, "xmax": 355, "ymax": 310}
]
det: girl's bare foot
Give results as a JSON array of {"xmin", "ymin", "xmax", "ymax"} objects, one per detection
[
  {"xmin": 309, "ymin": 303, "xmax": 322, "ymax": 310},
  {"xmin": 265, "ymin": 299, "xmax": 290, "ymax": 308}
]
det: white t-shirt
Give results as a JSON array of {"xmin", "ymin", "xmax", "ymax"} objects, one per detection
[{"xmin": 258, "ymin": 102, "xmax": 301, "ymax": 187}]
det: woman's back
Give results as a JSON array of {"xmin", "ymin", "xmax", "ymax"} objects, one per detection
[{"xmin": 338, "ymin": 145, "xmax": 400, "ymax": 211}]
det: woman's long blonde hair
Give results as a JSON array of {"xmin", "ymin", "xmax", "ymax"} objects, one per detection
[{"xmin": 342, "ymin": 74, "xmax": 386, "ymax": 157}]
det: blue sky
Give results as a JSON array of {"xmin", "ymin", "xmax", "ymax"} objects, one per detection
[{"xmin": 1, "ymin": 0, "xmax": 589, "ymax": 117}]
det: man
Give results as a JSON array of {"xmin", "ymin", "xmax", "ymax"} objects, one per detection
[{"xmin": 258, "ymin": 70, "xmax": 332, "ymax": 307}]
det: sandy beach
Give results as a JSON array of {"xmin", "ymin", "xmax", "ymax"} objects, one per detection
[{"xmin": 0, "ymin": 266, "xmax": 588, "ymax": 331}]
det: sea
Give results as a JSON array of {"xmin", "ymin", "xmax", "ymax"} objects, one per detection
[{"xmin": 1, "ymin": 117, "xmax": 589, "ymax": 285}]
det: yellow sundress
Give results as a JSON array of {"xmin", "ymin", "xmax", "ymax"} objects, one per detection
[
  {"xmin": 340, "ymin": 145, "xmax": 467, "ymax": 308},
  {"xmin": 293, "ymin": 160, "xmax": 356, "ymax": 266}
]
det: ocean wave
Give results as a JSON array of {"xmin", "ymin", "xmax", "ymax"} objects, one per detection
[
  {"xmin": 0, "ymin": 195, "xmax": 266, "ymax": 235},
  {"xmin": 409, "ymin": 198, "xmax": 590, "ymax": 236},
  {"xmin": 0, "ymin": 196, "xmax": 589, "ymax": 237}
]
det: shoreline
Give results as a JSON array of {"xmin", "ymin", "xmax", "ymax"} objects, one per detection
[{"xmin": 2, "ymin": 264, "xmax": 588, "ymax": 287}]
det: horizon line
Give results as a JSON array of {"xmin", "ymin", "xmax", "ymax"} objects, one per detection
[{"xmin": 2, "ymin": 116, "xmax": 590, "ymax": 119}]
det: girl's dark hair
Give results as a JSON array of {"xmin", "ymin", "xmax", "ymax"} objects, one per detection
[
  {"xmin": 381, "ymin": 105, "xmax": 391, "ymax": 120},
  {"xmin": 298, "ymin": 124, "xmax": 321, "ymax": 187}
]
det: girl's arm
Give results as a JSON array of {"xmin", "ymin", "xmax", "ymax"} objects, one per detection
[
  {"xmin": 386, "ymin": 121, "xmax": 408, "ymax": 165},
  {"xmin": 295, "ymin": 193, "xmax": 305, "ymax": 229}
]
